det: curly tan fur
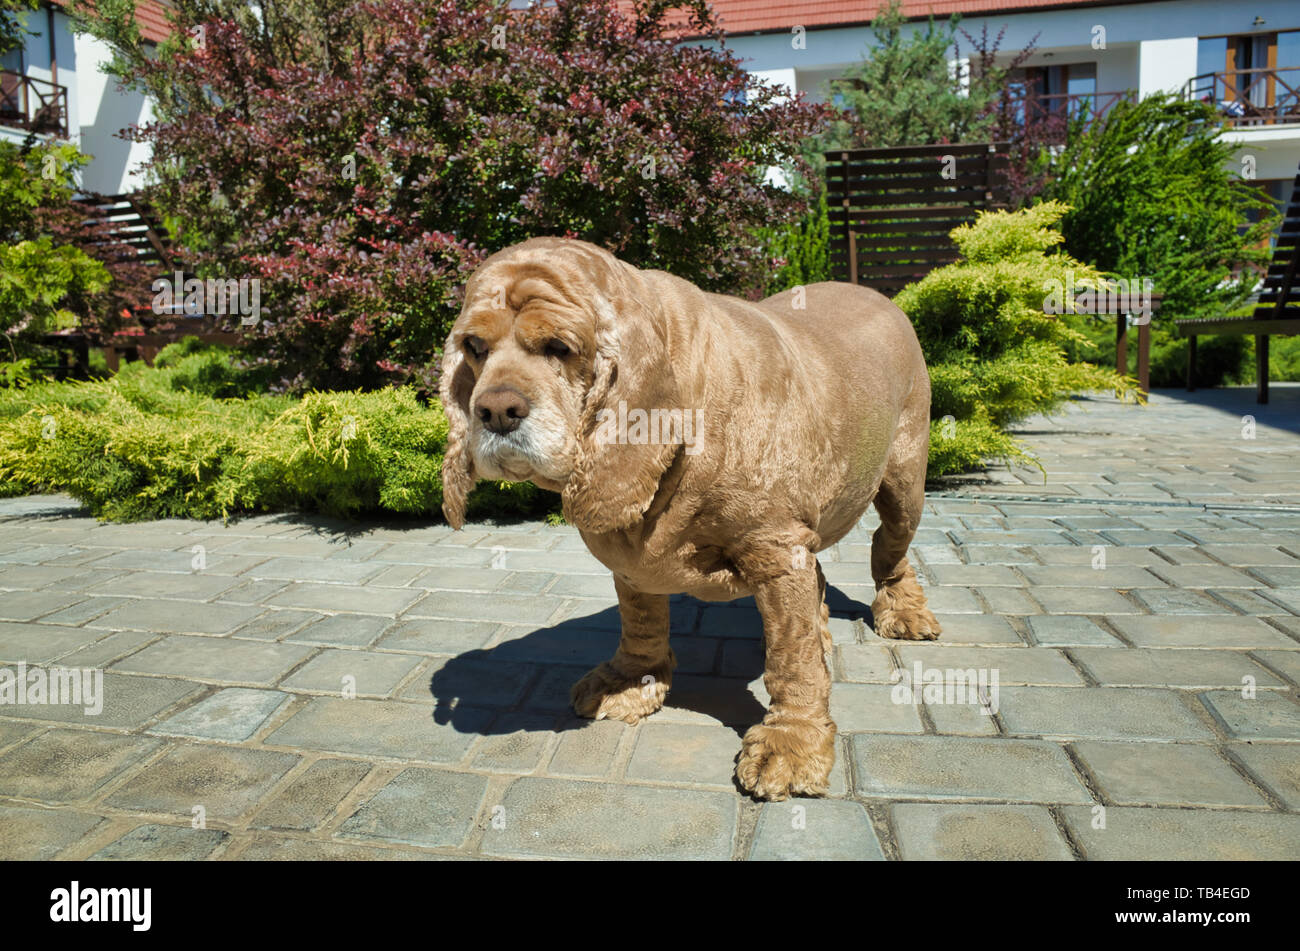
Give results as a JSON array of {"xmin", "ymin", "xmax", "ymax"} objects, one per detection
[{"xmin": 440, "ymin": 237, "xmax": 940, "ymax": 800}]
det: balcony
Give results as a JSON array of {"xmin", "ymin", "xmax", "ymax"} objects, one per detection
[
  {"xmin": 1185, "ymin": 67, "xmax": 1300, "ymax": 127},
  {"xmin": 997, "ymin": 88, "xmax": 1135, "ymax": 143},
  {"xmin": 0, "ymin": 69, "xmax": 69, "ymax": 138}
]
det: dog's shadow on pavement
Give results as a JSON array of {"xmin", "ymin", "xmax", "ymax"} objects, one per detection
[{"xmin": 423, "ymin": 586, "xmax": 872, "ymax": 741}]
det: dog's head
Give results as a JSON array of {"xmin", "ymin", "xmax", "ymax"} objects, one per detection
[{"xmin": 440, "ymin": 237, "xmax": 680, "ymax": 533}]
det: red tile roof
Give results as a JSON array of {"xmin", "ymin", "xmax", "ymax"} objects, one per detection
[
  {"xmin": 52, "ymin": 0, "xmax": 174, "ymax": 45},
  {"xmin": 704, "ymin": 0, "xmax": 1116, "ymax": 34}
]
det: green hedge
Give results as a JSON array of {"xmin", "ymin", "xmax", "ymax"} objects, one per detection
[{"xmin": 0, "ymin": 343, "xmax": 553, "ymax": 523}]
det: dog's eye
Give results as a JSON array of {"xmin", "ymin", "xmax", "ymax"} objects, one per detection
[
  {"xmin": 544, "ymin": 338, "xmax": 571, "ymax": 359},
  {"xmin": 463, "ymin": 336, "xmax": 488, "ymax": 360}
]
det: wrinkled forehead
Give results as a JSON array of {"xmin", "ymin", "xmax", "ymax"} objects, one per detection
[{"xmin": 457, "ymin": 245, "xmax": 612, "ymax": 337}]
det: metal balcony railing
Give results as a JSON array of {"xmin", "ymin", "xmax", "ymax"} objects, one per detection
[
  {"xmin": 1185, "ymin": 67, "xmax": 1300, "ymax": 126},
  {"xmin": 0, "ymin": 69, "xmax": 69, "ymax": 137}
]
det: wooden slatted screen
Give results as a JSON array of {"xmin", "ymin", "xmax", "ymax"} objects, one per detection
[{"xmin": 826, "ymin": 143, "xmax": 1011, "ymax": 297}]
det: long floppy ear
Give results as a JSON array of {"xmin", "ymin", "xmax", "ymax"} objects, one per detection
[
  {"xmin": 439, "ymin": 339, "xmax": 478, "ymax": 530},
  {"xmin": 562, "ymin": 267, "xmax": 681, "ymax": 534}
]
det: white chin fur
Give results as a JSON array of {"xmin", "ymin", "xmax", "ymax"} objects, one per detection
[{"xmin": 469, "ymin": 406, "xmax": 571, "ymax": 483}]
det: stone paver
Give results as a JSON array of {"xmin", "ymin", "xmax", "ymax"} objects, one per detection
[
  {"xmin": 2, "ymin": 387, "xmax": 1299, "ymax": 859},
  {"xmin": 891, "ymin": 804, "xmax": 1074, "ymax": 860}
]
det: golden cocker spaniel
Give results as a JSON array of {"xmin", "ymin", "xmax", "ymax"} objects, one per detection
[{"xmin": 441, "ymin": 236, "xmax": 940, "ymax": 800}]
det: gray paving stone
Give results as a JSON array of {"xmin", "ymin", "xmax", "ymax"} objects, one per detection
[
  {"xmin": 924, "ymin": 614, "xmax": 1024, "ymax": 645},
  {"xmin": 338, "ymin": 767, "xmax": 488, "ymax": 849},
  {"xmin": 925, "ymin": 696, "xmax": 1000, "ymax": 735},
  {"xmin": 1030, "ymin": 587, "xmax": 1141, "ymax": 615},
  {"xmin": 469, "ymin": 714, "xmax": 557, "ymax": 772},
  {"xmin": 408, "ymin": 565, "xmax": 506, "ymax": 591},
  {"xmin": 897, "ymin": 645, "xmax": 1082, "ymax": 686},
  {"xmin": 917, "ymin": 586, "xmax": 982, "ymax": 614},
  {"xmin": 282, "ymin": 650, "xmax": 422, "ymax": 697},
  {"xmin": 104, "ymin": 744, "xmax": 299, "ymax": 822},
  {"xmin": 1026, "ymin": 615, "xmax": 1122, "ymax": 647},
  {"xmin": 151, "ymin": 688, "xmax": 291, "ymax": 742},
  {"xmin": 480, "ymin": 777, "xmax": 737, "ymax": 860},
  {"xmin": 266, "ymin": 583, "xmax": 422, "ymax": 616},
  {"xmin": 407, "ymin": 655, "xmax": 533, "ymax": 708},
  {"xmin": 1199, "ymin": 544, "xmax": 1299, "ymax": 566},
  {"xmin": 229, "ymin": 835, "xmax": 445, "ymax": 860},
  {"xmin": 215, "ymin": 579, "xmax": 291, "ymax": 605},
  {"xmin": 1260, "ymin": 587, "xmax": 1300, "ymax": 614},
  {"xmin": 85, "ymin": 570, "xmax": 242, "ymax": 601},
  {"xmin": 851, "ymin": 735, "xmax": 1092, "ymax": 803},
  {"xmin": 521, "ymin": 665, "xmax": 592, "ymax": 713},
  {"xmin": 1252, "ymin": 650, "xmax": 1300, "ymax": 685},
  {"xmin": 1073, "ymin": 741, "xmax": 1266, "ymax": 807},
  {"xmin": 1063, "ymin": 806, "xmax": 1300, "ymax": 860},
  {"xmin": 830, "ymin": 683, "xmax": 925, "ymax": 733},
  {"xmin": 284, "ymin": 613, "xmax": 392, "ymax": 647},
  {"xmin": 1019, "ymin": 565, "xmax": 1168, "ymax": 588},
  {"xmin": 997, "ymin": 687, "xmax": 1215, "ymax": 741},
  {"xmin": 90, "ymin": 823, "xmax": 229, "ymax": 860},
  {"xmin": 926, "ymin": 565, "xmax": 1023, "ymax": 587},
  {"xmin": 1030, "ymin": 546, "xmax": 1163, "ymax": 567},
  {"xmin": 231, "ymin": 609, "xmax": 321, "ymax": 641},
  {"xmin": 626, "ymin": 722, "xmax": 742, "ymax": 787},
  {"xmin": 402, "ymin": 589, "xmax": 566, "ymax": 626},
  {"xmin": 31, "ymin": 596, "xmax": 131, "ymax": 627},
  {"xmin": 0, "ymin": 806, "xmax": 105, "ymax": 860},
  {"xmin": 0, "ymin": 620, "xmax": 108, "ymax": 662},
  {"xmin": 977, "ymin": 586, "xmax": 1043, "ymax": 615},
  {"xmin": 250, "ymin": 758, "xmax": 372, "ymax": 831},
  {"xmin": 1129, "ymin": 587, "xmax": 1234, "ymax": 615},
  {"xmin": 892, "ymin": 804, "xmax": 1074, "ymax": 860},
  {"xmin": 0, "ymin": 589, "xmax": 88, "ymax": 622},
  {"xmin": 749, "ymin": 800, "xmax": 885, "ymax": 860},
  {"xmin": 495, "ymin": 571, "xmax": 555, "ymax": 594},
  {"xmin": 265, "ymin": 697, "xmax": 491, "ymax": 762},
  {"xmin": 88, "ymin": 599, "xmax": 264, "ymax": 635},
  {"xmin": 539, "ymin": 573, "xmax": 616, "ymax": 599},
  {"xmin": 489, "ymin": 624, "xmax": 621, "ymax": 667},
  {"xmin": 1147, "ymin": 565, "xmax": 1265, "ymax": 588},
  {"xmin": 0, "ymin": 719, "xmax": 38, "ymax": 753},
  {"xmin": 0, "ymin": 729, "xmax": 161, "ymax": 802},
  {"xmin": 547, "ymin": 718, "xmax": 626, "ymax": 777},
  {"xmin": 1231, "ymin": 743, "xmax": 1300, "ymax": 809},
  {"xmin": 1107, "ymin": 615, "xmax": 1297, "ymax": 649},
  {"xmin": 0, "ymin": 672, "xmax": 201, "ymax": 730},
  {"xmin": 1201, "ymin": 690, "xmax": 1300, "ymax": 740},
  {"xmin": 836, "ymin": 644, "xmax": 895, "ymax": 683},
  {"xmin": 247, "ymin": 556, "xmax": 386, "ymax": 585},
  {"xmin": 113, "ymin": 636, "xmax": 313, "ymax": 686},
  {"xmin": 374, "ymin": 617, "xmax": 498, "ymax": 654},
  {"xmin": 722, "ymin": 638, "xmax": 764, "ymax": 679},
  {"xmin": 1071, "ymin": 648, "xmax": 1280, "ymax": 688},
  {"xmin": 366, "ymin": 564, "xmax": 428, "ymax": 588}
]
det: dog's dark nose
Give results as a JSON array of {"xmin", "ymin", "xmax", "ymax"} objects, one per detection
[{"xmin": 475, "ymin": 386, "xmax": 531, "ymax": 435}]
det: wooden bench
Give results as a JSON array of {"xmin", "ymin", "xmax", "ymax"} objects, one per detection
[{"xmin": 1176, "ymin": 163, "xmax": 1300, "ymax": 404}]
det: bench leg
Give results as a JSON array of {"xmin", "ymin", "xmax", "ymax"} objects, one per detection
[
  {"xmin": 1256, "ymin": 334, "xmax": 1269, "ymax": 405},
  {"xmin": 1186, "ymin": 335, "xmax": 1196, "ymax": 391},
  {"xmin": 1116, "ymin": 314, "xmax": 1127, "ymax": 377}
]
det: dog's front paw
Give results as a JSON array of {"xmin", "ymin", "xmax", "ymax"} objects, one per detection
[
  {"xmin": 735, "ymin": 714, "xmax": 836, "ymax": 801},
  {"xmin": 570, "ymin": 660, "xmax": 670, "ymax": 724},
  {"xmin": 871, "ymin": 571, "xmax": 942, "ymax": 641}
]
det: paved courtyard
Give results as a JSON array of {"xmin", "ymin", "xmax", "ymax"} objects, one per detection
[{"xmin": 0, "ymin": 385, "xmax": 1297, "ymax": 860}]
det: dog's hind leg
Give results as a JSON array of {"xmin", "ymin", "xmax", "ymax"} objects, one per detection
[
  {"xmin": 570, "ymin": 577, "xmax": 675, "ymax": 723},
  {"xmin": 869, "ymin": 391, "xmax": 941, "ymax": 641}
]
